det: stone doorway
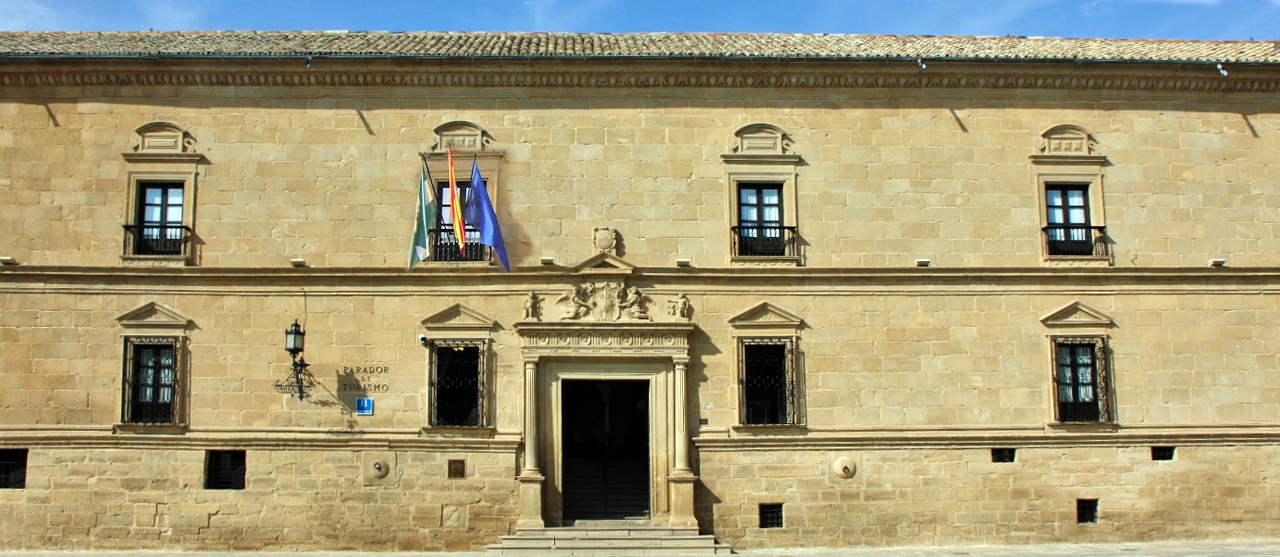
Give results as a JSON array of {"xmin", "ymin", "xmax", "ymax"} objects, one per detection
[{"xmin": 560, "ymin": 379, "xmax": 651, "ymax": 522}]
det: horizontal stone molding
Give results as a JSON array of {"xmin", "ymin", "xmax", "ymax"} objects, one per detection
[
  {"xmin": 0, "ymin": 429, "xmax": 523, "ymax": 452},
  {"xmin": 695, "ymin": 424, "xmax": 1280, "ymax": 451},
  {"xmin": 3, "ymin": 63, "xmax": 1280, "ymax": 93}
]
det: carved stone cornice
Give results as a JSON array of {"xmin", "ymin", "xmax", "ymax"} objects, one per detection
[
  {"xmin": 515, "ymin": 321, "xmax": 695, "ymax": 362},
  {"xmin": 4, "ymin": 61, "xmax": 1280, "ymax": 93}
]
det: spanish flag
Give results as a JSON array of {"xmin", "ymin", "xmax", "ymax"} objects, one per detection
[{"xmin": 448, "ymin": 147, "xmax": 466, "ymax": 252}]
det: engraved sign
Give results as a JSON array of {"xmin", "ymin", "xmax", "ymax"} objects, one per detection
[{"xmin": 338, "ymin": 365, "xmax": 390, "ymax": 393}]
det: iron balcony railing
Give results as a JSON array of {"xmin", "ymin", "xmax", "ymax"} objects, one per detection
[
  {"xmin": 1043, "ymin": 225, "xmax": 1109, "ymax": 257},
  {"xmin": 429, "ymin": 228, "xmax": 490, "ymax": 262},
  {"xmin": 123, "ymin": 224, "xmax": 192, "ymax": 257},
  {"xmin": 731, "ymin": 225, "xmax": 798, "ymax": 257}
]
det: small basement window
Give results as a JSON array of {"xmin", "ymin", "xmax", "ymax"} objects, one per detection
[
  {"xmin": 759, "ymin": 503, "xmax": 783, "ymax": 528},
  {"xmin": 0, "ymin": 449, "xmax": 27, "ymax": 489},
  {"xmin": 1151, "ymin": 446, "xmax": 1175, "ymax": 461},
  {"xmin": 991, "ymin": 448, "xmax": 1016, "ymax": 463},
  {"xmin": 1077, "ymin": 499, "xmax": 1098, "ymax": 523},
  {"xmin": 205, "ymin": 450, "xmax": 246, "ymax": 490},
  {"xmin": 448, "ymin": 459, "xmax": 466, "ymax": 479}
]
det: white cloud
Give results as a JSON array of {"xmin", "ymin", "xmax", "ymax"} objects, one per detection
[
  {"xmin": 0, "ymin": 0, "xmax": 63, "ymax": 31},
  {"xmin": 133, "ymin": 0, "xmax": 208, "ymax": 30}
]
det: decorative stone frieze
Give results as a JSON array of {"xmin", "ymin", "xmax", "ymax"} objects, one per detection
[{"xmin": 5, "ymin": 66, "xmax": 1280, "ymax": 93}]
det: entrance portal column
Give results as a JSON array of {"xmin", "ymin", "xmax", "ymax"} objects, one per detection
[
  {"xmin": 669, "ymin": 357, "xmax": 698, "ymax": 527},
  {"xmin": 516, "ymin": 358, "xmax": 545, "ymax": 529}
]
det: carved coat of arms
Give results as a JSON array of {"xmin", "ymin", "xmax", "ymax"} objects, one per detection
[{"xmin": 556, "ymin": 282, "xmax": 649, "ymax": 322}]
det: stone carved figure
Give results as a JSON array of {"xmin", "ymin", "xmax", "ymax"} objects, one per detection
[
  {"xmin": 668, "ymin": 293, "xmax": 692, "ymax": 321},
  {"xmin": 523, "ymin": 292, "xmax": 541, "ymax": 321},
  {"xmin": 557, "ymin": 282, "xmax": 650, "ymax": 322},
  {"xmin": 619, "ymin": 286, "xmax": 650, "ymax": 321},
  {"xmin": 559, "ymin": 285, "xmax": 594, "ymax": 320}
]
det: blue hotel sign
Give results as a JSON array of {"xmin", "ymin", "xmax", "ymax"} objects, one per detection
[{"xmin": 355, "ymin": 397, "xmax": 374, "ymax": 416}]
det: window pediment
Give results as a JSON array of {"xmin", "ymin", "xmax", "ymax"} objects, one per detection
[
  {"xmin": 1031, "ymin": 124, "xmax": 1105, "ymax": 165},
  {"xmin": 421, "ymin": 304, "xmax": 497, "ymax": 338},
  {"xmin": 432, "ymin": 120, "xmax": 494, "ymax": 152},
  {"xmin": 1041, "ymin": 301, "xmax": 1115, "ymax": 328},
  {"xmin": 728, "ymin": 302, "xmax": 804, "ymax": 334},
  {"xmin": 123, "ymin": 122, "xmax": 204, "ymax": 164},
  {"xmin": 115, "ymin": 302, "xmax": 194, "ymax": 334}
]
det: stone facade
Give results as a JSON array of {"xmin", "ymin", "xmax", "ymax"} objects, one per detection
[{"xmin": 0, "ymin": 32, "xmax": 1278, "ymax": 551}]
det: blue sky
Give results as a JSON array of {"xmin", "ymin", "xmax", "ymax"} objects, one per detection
[{"xmin": 2, "ymin": 0, "xmax": 1279, "ymax": 41}]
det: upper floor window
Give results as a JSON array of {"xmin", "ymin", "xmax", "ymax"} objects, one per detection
[
  {"xmin": 735, "ymin": 184, "xmax": 795, "ymax": 257},
  {"xmin": 121, "ymin": 122, "xmax": 202, "ymax": 265},
  {"xmin": 721, "ymin": 124, "xmax": 802, "ymax": 265},
  {"xmin": 419, "ymin": 120, "xmax": 504, "ymax": 266},
  {"xmin": 128, "ymin": 182, "xmax": 189, "ymax": 256},
  {"xmin": 1030, "ymin": 125, "xmax": 1110, "ymax": 265},
  {"xmin": 1052, "ymin": 336, "xmax": 1111, "ymax": 423},
  {"xmin": 431, "ymin": 180, "xmax": 488, "ymax": 262},
  {"xmin": 1044, "ymin": 184, "xmax": 1105, "ymax": 256}
]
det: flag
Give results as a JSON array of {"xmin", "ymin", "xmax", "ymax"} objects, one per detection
[
  {"xmin": 462, "ymin": 155, "xmax": 510, "ymax": 271},
  {"xmin": 447, "ymin": 147, "xmax": 467, "ymax": 252},
  {"xmin": 408, "ymin": 160, "xmax": 439, "ymax": 268}
]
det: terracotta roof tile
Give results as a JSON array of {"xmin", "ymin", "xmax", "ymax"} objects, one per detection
[{"xmin": 0, "ymin": 31, "xmax": 1276, "ymax": 64}]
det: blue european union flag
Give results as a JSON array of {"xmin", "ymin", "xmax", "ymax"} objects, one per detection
[{"xmin": 462, "ymin": 155, "xmax": 511, "ymax": 271}]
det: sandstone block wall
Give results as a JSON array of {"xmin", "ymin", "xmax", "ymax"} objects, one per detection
[
  {"xmin": 1, "ymin": 88, "xmax": 1279, "ymax": 269},
  {"xmin": 697, "ymin": 444, "xmax": 1280, "ymax": 550},
  {"xmin": 0, "ymin": 447, "xmax": 517, "ymax": 551}
]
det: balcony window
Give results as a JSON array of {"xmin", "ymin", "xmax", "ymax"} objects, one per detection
[
  {"xmin": 734, "ymin": 184, "xmax": 796, "ymax": 257},
  {"xmin": 432, "ymin": 181, "xmax": 489, "ymax": 262},
  {"xmin": 125, "ymin": 182, "xmax": 191, "ymax": 257}
]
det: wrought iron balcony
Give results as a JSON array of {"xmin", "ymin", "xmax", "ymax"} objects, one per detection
[
  {"xmin": 429, "ymin": 228, "xmax": 490, "ymax": 262},
  {"xmin": 731, "ymin": 225, "xmax": 798, "ymax": 257},
  {"xmin": 1043, "ymin": 225, "xmax": 1109, "ymax": 257},
  {"xmin": 123, "ymin": 224, "xmax": 192, "ymax": 257}
]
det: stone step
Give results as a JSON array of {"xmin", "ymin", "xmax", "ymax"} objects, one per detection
[
  {"xmin": 487, "ymin": 522, "xmax": 732, "ymax": 555},
  {"xmin": 512, "ymin": 527, "xmax": 702, "ymax": 537},
  {"xmin": 487, "ymin": 540, "xmax": 734, "ymax": 555},
  {"xmin": 496, "ymin": 535, "xmax": 720, "ymax": 547}
]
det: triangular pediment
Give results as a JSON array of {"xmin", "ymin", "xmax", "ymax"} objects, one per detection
[
  {"xmin": 728, "ymin": 302, "xmax": 804, "ymax": 330},
  {"xmin": 1041, "ymin": 301, "xmax": 1115, "ymax": 328},
  {"xmin": 421, "ymin": 304, "xmax": 497, "ymax": 330},
  {"xmin": 115, "ymin": 302, "xmax": 193, "ymax": 330},
  {"xmin": 574, "ymin": 252, "xmax": 636, "ymax": 275}
]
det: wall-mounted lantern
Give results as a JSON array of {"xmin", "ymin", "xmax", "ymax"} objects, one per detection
[{"xmin": 279, "ymin": 320, "xmax": 311, "ymax": 399}]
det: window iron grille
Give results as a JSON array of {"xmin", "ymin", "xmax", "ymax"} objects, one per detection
[
  {"xmin": 0, "ymin": 449, "xmax": 27, "ymax": 489},
  {"xmin": 739, "ymin": 338, "xmax": 799, "ymax": 426},
  {"xmin": 428, "ymin": 228, "xmax": 490, "ymax": 262},
  {"xmin": 1053, "ymin": 337, "xmax": 1109, "ymax": 423},
  {"xmin": 1152, "ymin": 446, "xmax": 1175, "ymax": 461},
  {"xmin": 205, "ymin": 450, "xmax": 246, "ymax": 490},
  {"xmin": 123, "ymin": 224, "xmax": 193, "ymax": 257},
  {"xmin": 759, "ymin": 503, "xmax": 784, "ymax": 528},
  {"xmin": 731, "ymin": 225, "xmax": 798, "ymax": 257},
  {"xmin": 1043, "ymin": 225, "xmax": 1109, "ymax": 257},
  {"xmin": 122, "ymin": 336, "xmax": 182, "ymax": 425},
  {"xmin": 991, "ymin": 448, "xmax": 1017, "ymax": 463},
  {"xmin": 1077, "ymin": 499, "xmax": 1099, "ymax": 523},
  {"xmin": 429, "ymin": 340, "xmax": 488, "ymax": 427}
]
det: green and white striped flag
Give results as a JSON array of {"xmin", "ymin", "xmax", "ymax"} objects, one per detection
[{"xmin": 409, "ymin": 161, "xmax": 438, "ymax": 268}]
